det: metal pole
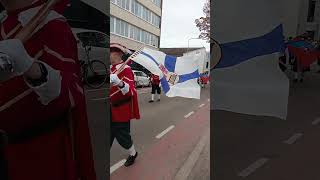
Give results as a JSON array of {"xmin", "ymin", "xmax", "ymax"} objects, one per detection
[{"xmin": 187, "ymin": 37, "xmax": 200, "ymax": 53}]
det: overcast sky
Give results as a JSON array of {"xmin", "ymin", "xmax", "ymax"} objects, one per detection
[{"xmin": 160, "ymin": 0, "xmax": 209, "ymax": 51}]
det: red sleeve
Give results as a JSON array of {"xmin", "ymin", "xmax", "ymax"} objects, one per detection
[
  {"xmin": 0, "ymin": 19, "xmax": 96, "ymax": 180},
  {"xmin": 40, "ymin": 20, "xmax": 96, "ymax": 180},
  {"xmin": 0, "ymin": 20, "xmax": 78, "ymax": 134}
]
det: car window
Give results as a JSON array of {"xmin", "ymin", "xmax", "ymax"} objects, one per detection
[
  {"xmin": 136, "ymin": 72, "xmax": 143, "ymax": 76},
  {"xmin": 76, "ymin": 32, "xmax": 108, "ymax": 48},
  {"xmin": 76, "ymin": 32, "xmax": 94, "ymax": 47},
  {"xmin": 94, "ymin": 32, "xmax": 109, "ymax": 48},
  {"xmin": 141, "ymin": 72, "xmax": 147, "ymax": 77}
]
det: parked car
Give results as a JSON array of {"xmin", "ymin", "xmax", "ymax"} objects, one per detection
[
  {"xmin": 133, "ymin": 70, "xmax": 151, "ymax": 87},
  {"xmin": 72, "ymin": 28, "xmax": 109, "ymax": 67}
]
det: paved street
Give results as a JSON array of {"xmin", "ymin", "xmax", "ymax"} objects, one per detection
[
  {"xmin": 212, "ymin": 72, "xmax": 320, "ymax": 180},
  {"xmin": 86, "ymin": 84, "xmax": 210, "ymax": 180}
]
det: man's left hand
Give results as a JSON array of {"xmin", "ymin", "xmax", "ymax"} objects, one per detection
[
  {"xmin": 110, "ymin": 74, "xmax": 122, "ymax": 86},
  {"xmin": 0, "ymin": 39, "xmax": 34, "ymax": 75}
]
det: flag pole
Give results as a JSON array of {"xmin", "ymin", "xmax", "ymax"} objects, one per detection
[{"xmin": 114, "ymin": 46, "xmax": 144, "ymax": 75}]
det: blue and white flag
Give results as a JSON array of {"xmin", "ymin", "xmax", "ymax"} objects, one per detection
[
  {"xmin": 131, "ymin": 47, "xmax": 201, "ymax": 99},
  {"xmin": 211, "ymin": 0, "xmax": 289, "ymax": 119}
]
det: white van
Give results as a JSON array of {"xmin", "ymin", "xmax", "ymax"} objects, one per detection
[{"xmin": 133, "ymin": 70, "xmax": 151, "ymax": 87}]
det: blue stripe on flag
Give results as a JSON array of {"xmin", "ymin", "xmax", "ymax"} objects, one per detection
[
  {"xmin": 160, "ymin": 77, "xmax": 170, "ymax": 93},
  {"xmin": 141, "ymin": 51, "xmax": 160, "ymax": 66},
  {"xmin": 164, "ymin": 55, "xmax": 177, "ymax": 72},
  {"xmin": 216, "ymin": 24, "xmax": 285, "ymax": 69},
  {"xmin": 178, "ymin": 70, "xmax": 200, "ymax": 83}
]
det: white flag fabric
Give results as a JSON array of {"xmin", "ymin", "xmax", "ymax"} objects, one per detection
[
  {"xmin": 131, "ymin": 47, "xmax": 201, "ymax": 99},
  {"xmin": 211, "ymin": 0, "xmax": 289, "ymax": 119}
]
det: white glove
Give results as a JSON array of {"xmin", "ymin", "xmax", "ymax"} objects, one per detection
[
  {"xmin": 110, "ymin": 74, "xmax": 122, "ymax": 86},
  {"xmin": 0, "ymin": 39, "xmax": 34, "ymax": 75}
]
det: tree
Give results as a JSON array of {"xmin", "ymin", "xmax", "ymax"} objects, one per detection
[{"xmin": 195, "ymin": 0, "xmax": 210, "ymax": 42}]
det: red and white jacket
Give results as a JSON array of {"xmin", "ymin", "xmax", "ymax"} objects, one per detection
[
  {"xmin": 110, "ymin": 62, "xmax": 140, "ymax": 122},
  {"xmin": 150, "ymin": 74, "xmax": 160, "ymax": 85},
  {"xmin": 0, "ymin": 1, "xmax": 96, "ymax": 180}
]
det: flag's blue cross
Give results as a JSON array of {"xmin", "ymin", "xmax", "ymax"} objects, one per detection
[
  {"xmin": 140, "ymin": 52, "xmax": 200, "ymax": 93},
  {"xmin": 215, "ymin": 25, "xmax": 285, "ymax": 69}
]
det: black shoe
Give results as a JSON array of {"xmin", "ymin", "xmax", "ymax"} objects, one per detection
[
  {"xmin": 157, "ymin": 99, "xmax": 160, "ymax": 102},
  {"xmin": 124, "ymin": 152, "xmax": 138, "ymax": 167},
  {"xmin": 149, "ymin": 100, "xmax": 154, "ymax": 103}
]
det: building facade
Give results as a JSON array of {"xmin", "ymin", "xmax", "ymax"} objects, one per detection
[
  {"xmin": 110, "ymin": 0, "xmax": 163, "ymax": 50},
  {"xmin": 283, "ymin": 0, "xmax": 320, "ymax": 40}
]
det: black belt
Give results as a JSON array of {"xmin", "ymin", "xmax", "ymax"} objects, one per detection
[{"xmin": 111, "ymin": 97, "xmax": 132, "ymax": 107}]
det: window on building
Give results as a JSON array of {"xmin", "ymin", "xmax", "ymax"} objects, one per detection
[
  {"xmin": 112, "ymin": 0, "xmax": 161, "ymax": 28},
  {"xmin": 116, "ymin": 0, "xmax": 121, "ymax": 6},
  {"xmin": 110, "ymin": 17, "xmax": 114, "ymax": 33},
  {"xmin": 116, "ymin": 18, "xmax": 121, "ymax": 34},
  {"xmin": 110, "ymin": 16, "xmax": 159, "ymax": 47},
  {"xmin": 152, "ymin": 0, "xmax": 161, "ymax": 7},
  {"xmin": 307, "ymin": 0, "xmax": 316, "ymax": 22}
]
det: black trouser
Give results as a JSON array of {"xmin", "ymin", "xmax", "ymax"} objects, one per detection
[
  {"xmin": 151, "ymin": 84, "xmax": 161, "ymax": 94},
  {"xmin": 110, "ymin": 121, "xmax": 133, "ymax": 150}
]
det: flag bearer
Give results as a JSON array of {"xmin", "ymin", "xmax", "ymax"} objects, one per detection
[
  {"xmin": 110, "ymin": 43, "xmax": 140, "ymax": 166},
  {"xmin": 0, "ymin": 0, "xmax": 96, "ymax": 179},
  {"xmin": 149, "ymin": 73, "xmax": 161, "ymax": 102}
]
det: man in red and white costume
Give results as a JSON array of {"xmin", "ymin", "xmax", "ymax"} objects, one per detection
[
  {"xmin": 149, "ymin": 73, "xmax": 161, "ymax": 102},
  {"xmin": 0, "ymin": 0, "xmax": 96, "ymax": 179},
  {"xmin": 110, "ymin": 43, "xmax": 140, "ymax": 167}
]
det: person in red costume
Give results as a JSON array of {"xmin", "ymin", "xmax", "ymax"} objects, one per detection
[
  {"xmin": 149, "ymin": 73, "xmax": 161, "ymax": 102},
  {"xmin": 0, "ymin": 0, "xmax": 96, "ymax": 179},
  {"xmin": 110, "ymin": 43, "xmax": 140, "ymax": 167}
]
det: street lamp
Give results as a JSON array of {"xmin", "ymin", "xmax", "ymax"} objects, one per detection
[{"xmin": 187, "ymin": 37, "xmax": 201, "ymax": 53}]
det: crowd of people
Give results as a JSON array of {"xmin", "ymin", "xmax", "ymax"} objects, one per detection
[{"xmin": 279, "ymin": 34, "xmax": 320, "ymax": 83}]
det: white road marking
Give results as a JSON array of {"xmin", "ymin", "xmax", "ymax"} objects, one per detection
[
  {"xmin": 312, "ymin": 118, "xmax": 320, "ymax": 125},
  {"xmin": 283, "ymin": 133, "xmax": 303, "ymax": 145},
  {"xmin": 238, "ymin": 158, "xmax": 269, "ymax": 177},
  {"xmin": 110, "ymin": 159, "xmax": 126, "ymax": 174},
  {"xmin": 91, "ymin": 97, "xmax": 108, "ymax": 101},
  {"xmin": 156, "ymin": 125, "xmax": 175, "ymax": 139},
  {"xmin": 199, "ymin": 104, "xmax": 205, "ymax": 108},
  {"xmin": 174, "ymin": 128, "xmax": 210, "ymax": 180},
  {"xmin": 184, "ymin": 111, "xmax": 194, "ymax": 118}
]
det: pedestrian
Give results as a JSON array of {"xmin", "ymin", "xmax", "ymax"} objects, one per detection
[
  {"xmin": 149, "ymin": 73, "xmax": 161, "ymax": 102},
  {"xmin": 110, "ymin": 43, "xmax": 140, "ymax": 167},
  {"xmin": 0, "ymin": 0, "xmax": 96, "ymax": 180}
]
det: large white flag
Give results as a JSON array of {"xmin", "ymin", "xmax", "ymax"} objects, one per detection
[
  {"xmin": 211, "ymin": 0, "xmax": 289, "ymax": 119},
  {"xmin": 131, "ymin": 47, "xmax": 201, "ymax": 99}
]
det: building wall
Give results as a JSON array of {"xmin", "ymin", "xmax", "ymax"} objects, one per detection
[
  {"xmin": 282, "ymin": 0, "xmax": 320, "ymax": 40},
  {"xmin": 110, "ymin": 0, "xmax": 162, "ymax": 50},
  {"xmin": 280, "ymin": 0, "xmax": 301, "ymax": 38}
]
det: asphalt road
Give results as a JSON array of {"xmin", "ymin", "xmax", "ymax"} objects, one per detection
[
  {"xmin": 212, "ymin": 72, "xmax": 320, "ymax": 180},
  {"xmin": 109, "ymin": 86, "xmax": 210, "ymax": 170}
]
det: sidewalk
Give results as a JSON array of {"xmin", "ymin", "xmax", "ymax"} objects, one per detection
[{"xmin": 110, "ymin": 103, "xmax": 210, "ymax": 180}]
